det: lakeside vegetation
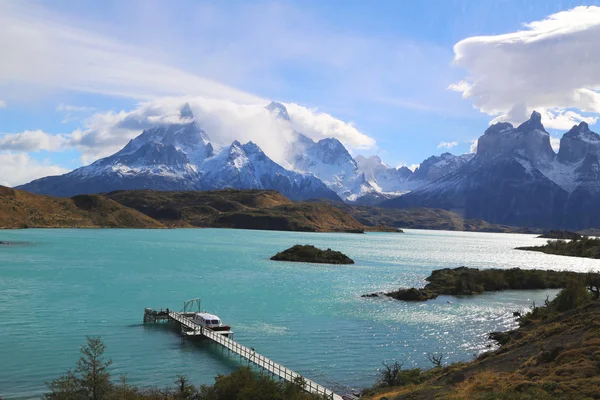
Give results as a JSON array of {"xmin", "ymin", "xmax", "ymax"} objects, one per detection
[
  {"xmin": 365, "ymin": 267, "xmax": 594, "ymax": 301},
  {"xmin": 43, "ymin": 337, "xmax": 327, "ymax": 400},
  {"xmin": 362, "ymin": 281, "xmax": 600, "ymax": 400},
  {"xmin": 518, "ymin": 237, "xmax": 600, "ymax": 259},
  {"xmin": 44, "ymin": 280, "xmax": 600, "ymax": 400},
  {"xmin": 271, "ymin": 244, "xmax": 354, "ymax": 264},
  {"xmin": 537, "ymin": 230, "xmax": 583, "ymax": 240}
]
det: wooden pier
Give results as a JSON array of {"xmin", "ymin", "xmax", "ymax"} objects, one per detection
[{"xmin": 144, "ymin": 300, "xmax": 344, "ymax": 400}]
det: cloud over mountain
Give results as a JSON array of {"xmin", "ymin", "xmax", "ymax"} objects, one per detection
[
  {"xmin": 450, "ymin": 6, "xmax": 600, "ymax": 129},
  {"xmin": 47, "ymin": 97, "xmax": 375, "ymax": 167}
]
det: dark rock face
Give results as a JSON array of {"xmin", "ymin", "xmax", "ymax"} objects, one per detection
[
  {"xmin": 557, "ymin": 122, "xmax": 600, "ymax": 164},
  {"xmin": 387, "ymin": 156, "xmax": 567, "ymax": 228},
  {"xmin": 410, "ymin": 153, "xmax": 474, "ymax": 182},
  {"xmin": 382, "ymin": 112, "xmax": 600, "ymax": 230}
]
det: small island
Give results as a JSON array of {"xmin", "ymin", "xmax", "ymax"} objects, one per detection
[
  {"xmin": 537, "ymin": 230, "xmax": 583, "ymax": 240},
  {"xmin": 363, "ymin": 267, "xmax": 588, "ymax": 301},
  {"xmin": 270, "ymin": 244, "xmax": 354, "ymax": 264},
  {"xmin": 518, "ymin": 237, "xmax": 600, "ymax": 259}
]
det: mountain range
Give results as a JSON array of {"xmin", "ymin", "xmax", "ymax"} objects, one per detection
[
  {"xmin": 16, "ymin": 104, "xmax": 600, "ymax": 229},
  {"xmin": 384, "ymin": 111, "xmax": 600, "ymax": 229}
]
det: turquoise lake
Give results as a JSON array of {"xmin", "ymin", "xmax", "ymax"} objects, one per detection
[{"xmin": 1, "ymin": 228, "xmax": 598, "ymax": 399}]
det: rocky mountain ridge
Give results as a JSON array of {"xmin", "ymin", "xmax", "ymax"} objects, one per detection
[{"xmin": 384, "ymin": 112, "xmax": 600, "ymax": 229}]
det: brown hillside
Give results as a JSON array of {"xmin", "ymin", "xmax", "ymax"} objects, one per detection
[
  {"xmin": 331, "ymin": 204, "xmax": 540, "ymax": 233},
  {"xmin": 0, "ymin": 186, "xmax": 164, "ymax": 228},
  {"xmin": 364, "ymin": 294, "xmax": 600, "ymax": 400},
  {"xmin": 107, "ymin": 189, "xmax": 369, "ymax": 232}
]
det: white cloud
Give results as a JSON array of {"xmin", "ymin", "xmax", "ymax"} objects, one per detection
[
  {"xmin": 0, "ymin": 100, "xmax": 6, "ymax": 108},
  {"xmin": 57, "ymin": 104, "xmax": 97, "ymax": 123},
  {"xmin": 0, "ymin": 152, "xmax": 69, "ymax": 187},
  {"xmin": 56, "ymin": 104, "xmax": 95, "ymax": 113},
  {"xmin": 550, "ymin": 137, "xmax": 561, "ymax": 152},
  {"xmin": 66, "ymin": 97, "xmax": 376, "ymax": 165},
  {"xmin": 0, "ymin": 130, "xmax": 67, "ymax": 152},
  {"xmin": 450, "ymin": 6, "xmax": 600, "ymax": 128},
  {"xmin": 284, "ymin": 103, "xmax": 375, "ymax": 149},
  {"xmin": 0, "ymin": 2, "xmax": 263, "ymax": 103},
  {"xmin": 437, "ymin": 141, "xmax": 459, "ymax": 149},
  {"xmin": 468, "ymin": 139, "xmax": 478, "ymax": 154},
  {"xmin": 397, "ymin": 163, "xmax": 420, "ymax": 172}
]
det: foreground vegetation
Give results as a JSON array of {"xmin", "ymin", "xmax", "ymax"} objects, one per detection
[
  {"xmin": 518, "ymin": 237, "xmax": 600, "ymax": 259},
  {"xmin": 363, "ymin": 280, "xmax": 600, "ymax": 400},
  {"xmin": 271, "ymin": 244, "xmax": 354, "ymax": 264},
  {"xmin": 365, "ymin": 267, "xmax": 594, "ymax": 301},
  {"xmin": 44, "ymin": 337, "xmax": 326, "ymax": 400}
]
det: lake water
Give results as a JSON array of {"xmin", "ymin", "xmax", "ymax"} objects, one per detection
[{"xmin": 1, "ymin": 228, "xmax": 598, "ymax": 399}]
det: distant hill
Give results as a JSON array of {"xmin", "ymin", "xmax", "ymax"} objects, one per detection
[
  {"xmin": 105, "ymin": 189, "xmax": 370, "ymax": 233},
  {"xmin": 0, "ymin": 186, "xmax": 163, "ymax": 228},
  {"xmin": 329, "ymin": 203, "xmax": 540, "ymax": 233}
]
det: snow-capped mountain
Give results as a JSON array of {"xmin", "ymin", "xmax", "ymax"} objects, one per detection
[
  {"xmin": 410, "ymin": 152, "xmax": 475, "ymax": 182},
  {"xmin": 265, "ymin": 102, "xmax": 376, "ymax": 202},
  {"xmin": 354, "ymin": 152, "xmax": 474, "ymax": 196},
  {"xmin": 355, "ymin": 155, "xmax": 414, "ymax": 194},
  {"xmin": 18, "ymin": 105, "xmax": 340, "ymax": 202},
  {"xmin": 383, "ymin": 111, "xmax": 600, "ymax": 229}
]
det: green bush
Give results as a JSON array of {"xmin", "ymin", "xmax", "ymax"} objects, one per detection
[
  {"xmin": 45, "ymin": 338, "xmax": 326, "ymax": 400},
  {"xmin": 551, "ymin": 281, "xmax": 590, "ymax": 312}
]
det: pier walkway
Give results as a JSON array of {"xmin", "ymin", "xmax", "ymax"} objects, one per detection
[{"xmin": 145, "ymin": 305, "xmax": 343, "ymax": 400}]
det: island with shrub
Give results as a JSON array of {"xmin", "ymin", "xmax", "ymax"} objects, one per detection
[
  {"xmin": 518, "ymin": 236, "xmax": 600, "ymax": 259},
  {"xmin": 270, "ymin": 245, "xmax": 354, "ymax": 264},
  {"xmin": 363, "ymin": 266, "xmax": 591, "ymax": 301}
]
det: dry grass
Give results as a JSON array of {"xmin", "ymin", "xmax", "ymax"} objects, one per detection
[
  {"xmin": 362, "ymin": 301, "xmax": 600, "ymax": 400},
  {"xmin": 107, "ymin": 189, "xmax": 370, "ymax": 232},
  {"xmin": 0, "ymin": 186, "xmax": 163, "ymax": 228}
]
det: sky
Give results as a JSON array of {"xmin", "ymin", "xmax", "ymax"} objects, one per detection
[{"xmin": 1, "ymin": 0, "xmax": 600, "ymax": 186}]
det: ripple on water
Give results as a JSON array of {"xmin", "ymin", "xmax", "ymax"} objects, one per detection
[{"xmin": 0, "ymin": 228, "xmax": 595, "ymax": 398}]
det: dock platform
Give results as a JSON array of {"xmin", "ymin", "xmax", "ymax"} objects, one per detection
[{"xmin": 144, "ymin": 300, "xmax": 343, "ymax": 400}]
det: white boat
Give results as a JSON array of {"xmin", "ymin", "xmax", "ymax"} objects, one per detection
[{"xmin": 191, "ymin": 312, "xmax": 234, "ymax": 337}]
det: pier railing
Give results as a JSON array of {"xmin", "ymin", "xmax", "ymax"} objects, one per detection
[{"xmin": 167, "ymin": 311, "xmax": 341, "ymax": 400}]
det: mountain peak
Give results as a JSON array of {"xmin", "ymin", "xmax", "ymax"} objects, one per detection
[
  {"xmin": 484, "ymin": 122, "xmax": 514, "ymax": 135},
  {"xmin": 266, "ymin": 101, "xmax": 291, "ymax": 121},
  {"xmin": 516, "ymin": 110, "xmax": 545, "ymax": 133},
  {"xmin": 577, "ymin": 121, "xmax": 590, "ymax": 131},
  {"xmin": 180, "ymin": 103, "xmax": 195, "ymax": 120}
]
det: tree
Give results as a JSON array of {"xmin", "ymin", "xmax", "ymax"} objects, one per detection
[
  {"xmin": 427, "ymin": 352, "xmax": 444, "ymax": 368},
  {"xmin": 45, "ymin": 337, "xmax": 113, "ymax": 400},
  {"xmin": 44, "ymin": 370, "xmax": 82, "ymax": 400},
  {"xmin": 379, "ymin": 361, "xmax": 403, "ymax": 387},
  {"xmin": 76, "ymin": 336, "xmax": 113, "ymax": 400}
]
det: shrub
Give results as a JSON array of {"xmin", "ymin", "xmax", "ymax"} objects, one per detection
[{"xmin": 551, "ymin": 281, "xmax": 590, "ymax": 312}]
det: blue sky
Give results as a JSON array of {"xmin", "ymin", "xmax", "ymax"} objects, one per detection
[{"xmin": 1, "ymin": 0, "xmax": 600, "ymax": 185}]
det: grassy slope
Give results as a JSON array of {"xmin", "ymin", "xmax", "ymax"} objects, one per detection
[
  {"xmin": 0, "ymin": 186, "xmax": 163, "ymax": 228},
  {"xmin": 106, "ymin": 189, "xmax": 370, "ymax": 233},
  {"xmin": 365, "ymin": 300, "xmax": 600, "ymax": 400},
  {"xmin": 332, "ymin": 203, "xmax": 541, "ymax": 233}
]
